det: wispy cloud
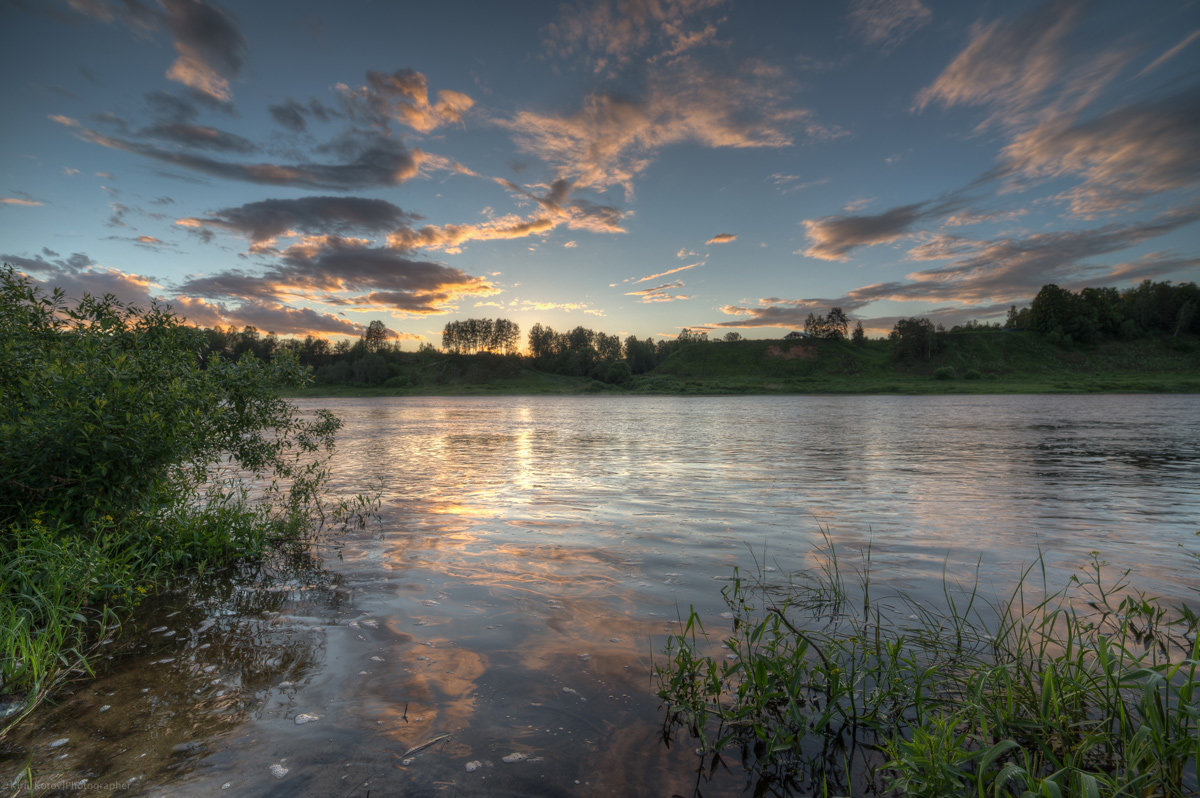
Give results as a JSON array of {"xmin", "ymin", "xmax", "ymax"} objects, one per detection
[
  {"xmin": 629, "ymin": 261, "xmax": 704, "ymax": 284},
  {"xmin": 543, "ymin": 0, "xmax": 727, "ymax": 70},
  {"xmin": 705, "ymin": 232, "xmax": 736, "ymax": 244},
  {"xmin": 1137, "ymin": 29, "xmax": 1200, "ymax": 78},
  {"xmin": 999, "ymin": 87, "xmax": 1200, "ymax": 216},
  {"xmin": 1, "ymin": 197, "xmax": 44, "ymax": 206},
  {"xmin": 913, "ymin": 0, "xmax": 1084, "ymax": 124},
  {"xmin": 498, "ymin": 62, "xmax": 833, "ymax": 198},
  {"xmin": 512, "ymin": 299, "xmax": 606, "ymax": 316},
  {"xmin": 848, "ymin": 0, "xmax": 931, "ymax": 50},
  {"xmin": 626, "ymin": 279, "xmax": 691, "ymax": 303},
  {"xmin": 769, "ymin": 173, "xmax": 827, "ymax": 195}
]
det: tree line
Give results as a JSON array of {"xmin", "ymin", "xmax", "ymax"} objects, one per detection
[{"xmin": 189, "ymin": 279, "xmax": 1197, "ymax": 383}]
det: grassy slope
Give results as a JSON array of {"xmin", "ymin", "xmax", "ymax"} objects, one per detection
[
  {"xmin": 640, "ymin": 332, "xmax": 1200, "ymax": 394},
  {"xmin": 286, "ymin": 333, "xmax": 1200, "ymax": 397}
]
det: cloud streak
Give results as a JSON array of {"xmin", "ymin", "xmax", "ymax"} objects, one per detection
[
  {"xmin": 60, "ymin": 119, "xmax": 422, "ymax": 190},
  {"xmin": 626, "ymin": 279, "xmax": 690, "ymax": 303},
  {"xmin": 177, "ymin": 196, "xmax": 419, "ymax": 243},
  {"xmin": 800, "ymin": 202, "xmax": 933, "ymax": 260}
]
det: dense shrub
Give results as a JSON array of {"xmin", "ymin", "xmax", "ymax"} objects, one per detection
[
  {"xmin": 0, "ymin": 265, "xmax": 341, "ymax": 712},
  {"xmin": 932, "ymin": 366, "xmax": 956, "ymax": 380}
]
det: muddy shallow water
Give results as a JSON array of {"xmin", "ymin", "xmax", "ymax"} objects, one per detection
[{"xmin": 4, "ymin": 394, "xmax": 1199, "ymax": 796}]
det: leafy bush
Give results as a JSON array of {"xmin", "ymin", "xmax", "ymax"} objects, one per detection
[
  {"xmin": 963, "ymin": 369, "xmax": 982, "ymax": 380},
  {"xmin": 932, "ymin": 366, "xmax": 956, "ymax": 380},
  {"xmin": 0, "ymin": 265, "xmax": 341, "ymax": 716}
]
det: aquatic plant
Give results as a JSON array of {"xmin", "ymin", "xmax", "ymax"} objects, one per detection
[{"xmin": 656, "ymin": 531, "xmax": 1199, "ymax": 796}]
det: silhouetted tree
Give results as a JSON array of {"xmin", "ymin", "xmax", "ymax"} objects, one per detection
[
  {"xmin": 364, "ymin": 319, "xmax": 389, "ymax": 353},
  {"xmin": 889, "ymin": 317, "xmax": 939, "ymax": 360}
]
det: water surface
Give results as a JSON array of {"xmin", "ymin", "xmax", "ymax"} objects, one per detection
[{"xmin": 5, "ymin": 394, "xmax": 1198, "ymax": 795}]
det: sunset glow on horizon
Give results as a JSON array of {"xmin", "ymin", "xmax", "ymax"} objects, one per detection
[{"xmin": 2, "ymin": 0, "xmax": 1197, "ymax": 345}]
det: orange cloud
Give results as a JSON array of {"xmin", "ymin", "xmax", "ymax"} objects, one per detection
[
  {"xmin": 705, "ymin": 233, "xmax": 736, "ymax": 244},
  {"xmin": 498, "ymin": 64, "xmax": 829, "ymax": 198},
  {"xmin": 337, "ymin": 69, "xmax": 475, "ymax": 133}
]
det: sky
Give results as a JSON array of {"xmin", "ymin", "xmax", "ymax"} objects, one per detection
[{"xmin": 1, "ymin": 0, "xmax": 1198, "ymax": 346}]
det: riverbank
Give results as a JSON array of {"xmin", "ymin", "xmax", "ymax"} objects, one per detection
[{"xmin": 286, "ymin": 333, "xmax": 1200, "ymax": 397}]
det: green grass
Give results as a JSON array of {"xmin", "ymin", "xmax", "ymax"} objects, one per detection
[
  {"xmin": 655, "ymin": 533, "xmax": 1200, "ymax": 796},
  {"xmin": 287, "ymin": 333, "xmax": 1200, "ymax": 397}
]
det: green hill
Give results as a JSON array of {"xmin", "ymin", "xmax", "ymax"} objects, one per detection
[
  {"xmin": 634, "ymin": 332, "xmax": 1200, "ymax": 394},
  {"xmin": 288, "ymin": 332, "xmax": 1200, "ymax": 396}
]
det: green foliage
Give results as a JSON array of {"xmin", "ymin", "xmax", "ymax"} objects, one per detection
[
  {"xmin": 805, "ymin": 307, "xmax": 849, "ymax": 341},
  {"xmin": 603, "ymin": 360, "xmax": 632, "ymax": 385},
  {"xmin": 656, "ymin": 535, "xmax": 1199, "ymax": 796},
  {"xmin": 0, "ymin": 265, "xmax": 342, "ymax": 717},
  {"xmin": 889, "ymin": 317, "xmax": 942, "ymax": 361},
  {"xmin": 932, "ymin": 366, "xmax": 956, "ymax": 380}
]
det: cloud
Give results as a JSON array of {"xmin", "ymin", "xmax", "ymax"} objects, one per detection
[
  {"xmin": 1, "ymin": 197, "xmax": 43, "ymax": 206},
  {"xmin": 913, "ymin": 0, "xmax": 1083, "ymax": 121},
  {"xmin": 626, "ymin": 279, "xmax": 691, "ymax": 303},
  {"xmin": 493, "ymin": 177, "xmax": 630, "ymax": 234},
  {"xmin": 2, "ymin": 250, "xmax": 175, "ymax": 315},
  {"xmin": 498, "ymin": 62, "xmax": 831, "ymax": 198},
  {"xmin": 848, "ymin": 0, "xmax": 931, "ymax": 50},
  {"xmin": 769, "ymin": 173, "xmax": 828, "ymax": 195},
  {"xmin": 4, "ymin": 246, "xmax": 390, "ymax": 337},
  {"xmin": 177, "ymin": 235, "xmax": 498, "ymax": 315},
  {"xmin": 512, "ymin": 299, "xmax": 605, "ymax": 317},
  {"xmin": 68, "ymin": 0, "xmax": 247, "ymax": 103},
  {"xmin": 800, "ymin": 202, "xmax": 931, "ymax": 260},
  {"xmin": 1000, "ymin": 87, "xmax": 1200, "ymax": 216},
  {"xmin": 630, "ymin": 261, "xmax": 704, "ymax": 283},
  {"xmin": 336, "ymin": 68, "xmax": 474, "ymax": 133},
  {"xmin": 160, "ymin": 0, "xmax": 247, "ymax": 102},
  {"xmin": 140, "ymin": 122, "xmax": 256, "ymax": 152},
  {"xmin": 177, "ymin": 196, "xmax": 419, "ymax": 243},
  {"xmin": 268, "ymin": 99, "xmax": 307, "ymax": 132},
  {"xmin": 387, "ymin": 214, "xmax": 558, "ymax": 254},
  {"xmin": 1137, "ymin": 29, "xmax": 1200, "ymax": 77},
  {"xmin": 543, "ymin": 0, "xmax": 726, "ymax": 69},
  {"xmin": 61, "ymin": 118, "xmax": 422, "ymax": 190},
  {"xmin": 705, "ymin": 232, "xmax": 736, "ymax": 244},
  {"xmin": 563, "ymin": 240, "xmax": 578, "ymax": 248},
  {"xmin": 265, "ymin": 97, "xmax": 340, "ymax": 132},
  {"xmin": 719, "ymin": 209, "xmax": 1200, "ymax": 328}
]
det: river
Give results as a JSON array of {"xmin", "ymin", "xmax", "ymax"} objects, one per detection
[{"xmin": 4, "ymin": 394, "xmax": 1198, "ymax": 795}]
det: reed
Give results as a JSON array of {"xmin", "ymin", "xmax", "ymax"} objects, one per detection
[{"xmin": 656, "ymin": 531, "xmax": 1199, "ymax": 796}]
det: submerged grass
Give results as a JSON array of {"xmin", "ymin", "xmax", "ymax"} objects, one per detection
[{"xmin": 656, "ymin": 532, "xmax": 1200, "ymax": 796}]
